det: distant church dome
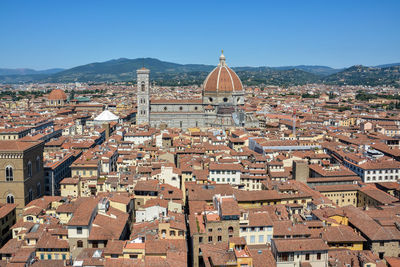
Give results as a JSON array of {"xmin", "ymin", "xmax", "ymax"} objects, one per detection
[
  {"xmin": 47, "ymin": 89, "xmax": 67, "ymax": 100},
  {"xmin": 203, "ymin": 51, "xmax": 243, "ymax": 93}
]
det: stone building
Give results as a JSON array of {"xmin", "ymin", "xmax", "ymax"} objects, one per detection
[
  {"xmin": 0, "ymin": 127, "xmax": 31, "ymax": 140},
  {"xmin": 136, "ymin": 52, "xmax": 250, "ymax": 129},
  {"xmin": 189, "ymin": 195, "xmax": 240, "ymax": 267},
  {"xmin": 272, "ymin": 238, "xmax": 329, "ymax": 267},
  {"xmin": 0, "ymin": 140, "xmax": 45, "ymax": 216},
  {"xmin": 44, "ymin": 152, "xmax": 77, "ymax": 196},
  {"xmin": 0, "ymin": 203, "xmax": 17, "ymax": 247}
]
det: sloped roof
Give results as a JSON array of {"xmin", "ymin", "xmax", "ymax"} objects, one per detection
[{"xmin": 94, "ymin": 110, "xmax": 119, "ymax": 122}]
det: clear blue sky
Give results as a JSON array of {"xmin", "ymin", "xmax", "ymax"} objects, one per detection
[{"xmin": 1, "ymin": 0, "xmax": 399, "ymax": 69}]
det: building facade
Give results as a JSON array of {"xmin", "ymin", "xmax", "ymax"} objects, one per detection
[
  {"xmin": 0, "ymin": 203, "xmax": 17, "ymax": 247},
  {"xmin": 272, "ymin": 238, "xmax": 329, "ymax": 267},
  {"xmin": 0, "ymin": 140, "xmax": 45, "ymax": 216},
  {"xmin": 44, "ymin": 152, "xmax": 77, "ymax": 196}
]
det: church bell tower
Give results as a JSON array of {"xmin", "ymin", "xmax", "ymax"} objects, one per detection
[{"xmin": 136, "ymin": 67, "xmax": 150, "ymax": 125}]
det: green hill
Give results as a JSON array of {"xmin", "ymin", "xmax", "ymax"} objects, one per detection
[
  {"xmin": 0, "ymin": 58, "xmax": 399, "ymax": 87},
  {"xmin": 236, "ymin": 68, "xmax": 320, "ymax": 87},
  {"xmin": 44, "ymin": 58, "xmax": 215, "ymax": 83},
  {"xmin": 0, "ymin": 68, "xmax": 64, "ymax": 76},
  {"xmin": 322, "ymin": 65, "xmax": 400, "ymax": 87}
]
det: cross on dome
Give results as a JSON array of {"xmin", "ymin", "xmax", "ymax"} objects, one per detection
[{"xmin": 219, "ymin": 50, "xmax": 226, "ymax": 66}]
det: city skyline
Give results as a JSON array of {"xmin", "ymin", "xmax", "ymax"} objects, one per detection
[
  {"xmin": 1, "ymin": 0, "xmax": 400, "ymax": 69},
  {"xmin": 2, "ymin": 2, "xmax": 400, "ymax": 266}
]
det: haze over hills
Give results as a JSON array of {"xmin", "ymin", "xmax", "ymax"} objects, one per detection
[
  {"xmin": 374, "ymin": 63, "xmax": 400, "ymax": 68},
  {"xmin": 48, "ymin": 58, "xmax": 215, "ymax": 82},
  {"xmin": 0, "ymin": 58, "xmax": 399, "ymax": 87},
  {"xmin": 270, "ymin": 65, "xmax": 344, "ymax": 76},
  {"xmin": 0, "ymin": 68, "xmax": 64, "ymax": 76},
  {"xmin": 322, "ymin": 65, "xmax": 400, "ymax": 87}
]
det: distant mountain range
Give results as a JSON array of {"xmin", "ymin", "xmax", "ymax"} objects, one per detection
[
  {"xmin": 321, "ymin": 65, "xmax": 400, "ymax": 87},
  {"xmin": 0, "ymin": 68, "xmax": 64, "ymax": 76},
  {"xmin": 0, "ymin": 58, "xmax": 399, "ymax": 87},
  {"xmin": 374, "ymin": 63, "xmax": 400, "ymax": 68}
]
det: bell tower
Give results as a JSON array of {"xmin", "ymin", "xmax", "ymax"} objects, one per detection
[{"xmin": 136, "ymin": 67, "xmax": 150, "ymax": 125}]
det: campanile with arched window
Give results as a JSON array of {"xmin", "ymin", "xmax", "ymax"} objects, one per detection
[{"xmin": 136, "ymin": 67, "xmax": 150, "ymax": 125}]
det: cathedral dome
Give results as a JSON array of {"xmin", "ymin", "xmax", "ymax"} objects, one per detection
[
  {"xmin": 48, "ymin": 89, "xmax": 67, "ymax": 100},
  {"xmin": 203, "ymin": 51, "xmax": 243, "ymax": 93}
]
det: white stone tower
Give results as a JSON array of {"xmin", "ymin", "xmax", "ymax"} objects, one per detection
[{"xmin": 136, "ymin": 67, "xmax": 150, "ymax": 125}]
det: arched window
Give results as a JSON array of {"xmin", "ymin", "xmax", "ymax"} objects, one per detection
[
  {"xmin": 36, "ymin": 156, "xmax": 41, "ymax": 172},
  {"xmin": 27, "ymin": 161, "xmax": 32, "ymax": 177},
  {"xmin": 5, "ymin": 166, "xmax": 13, "ymax": 181},
  {"xmin": 228, "ymin": 226, "xmax": 234, "ymax": 233},
  {"xmin": 6, "ymin": 194, "xmax": 14, "ymax": 204},
  {"xmin": 77, "ymin": 240, "xmax": 83, "ymax": 248},
  {"xmin": 141, "ymin": 82, "xmax": 145, "ymax": 92}
]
